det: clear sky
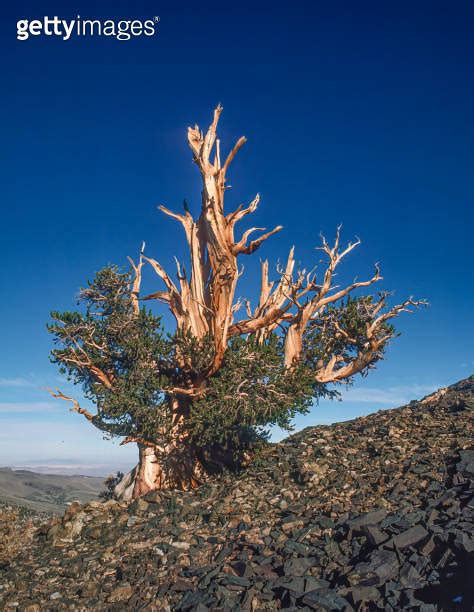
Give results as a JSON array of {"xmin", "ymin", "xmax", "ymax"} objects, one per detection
[{"xmin": 1, "ymin": 1, "xmax": 473, "ymax": 475}]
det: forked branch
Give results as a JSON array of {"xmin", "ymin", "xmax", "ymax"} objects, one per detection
[{"xmin": 47, "ymin": 388, "xmax": 95, "ymax": 423}]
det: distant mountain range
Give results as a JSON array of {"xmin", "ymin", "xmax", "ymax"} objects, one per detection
[
  {"xmin": 0, "ymin": 467, "xmax": 104, "ymax": 513},
  {"xmin": 6, "ymin": 463, "xmax": 129, "ymax": 477}
]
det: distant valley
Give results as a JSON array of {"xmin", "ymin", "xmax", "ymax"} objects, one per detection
[{"xmin": 0, "ymin": 467, "xmax": 104, "ymax": 513}]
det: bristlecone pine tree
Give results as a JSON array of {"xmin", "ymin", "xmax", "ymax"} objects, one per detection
[{"xmin": 48, "ymin": 106, "xmax": 424, "ymax": 500}]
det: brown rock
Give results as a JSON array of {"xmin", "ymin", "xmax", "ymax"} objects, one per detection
[{"xmin": 107, "ymin": 582, "xmax": 133, "ymax": 603}]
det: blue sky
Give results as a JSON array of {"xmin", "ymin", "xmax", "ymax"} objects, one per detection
[{"xmin": 1, "ymin": 1, "xmax": 473, "ymax": 475}]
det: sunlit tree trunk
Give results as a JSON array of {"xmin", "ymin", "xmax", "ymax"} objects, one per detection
[
  {"xmin": 115, "ymin": 443, "xmax": 207, "ymax": 501},
  {"xmin": 115, "ymin": 398, "xmax": 208, "ymax": 500}
]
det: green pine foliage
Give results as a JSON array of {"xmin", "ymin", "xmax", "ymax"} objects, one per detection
[
  {"xmin": 48, "ymin": 266, "xmax": 396, "ymax": 465},
  {"xmin": 303, "ymin": 296, "xmax": 397, "ymax": 371},
  {"xmin": 49, "ymin": 267, "xmax": 173, "ymax": 441}
]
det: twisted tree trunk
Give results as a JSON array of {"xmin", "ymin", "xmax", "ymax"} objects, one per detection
[
  {"xmin": 114, "ymin": 395, "xmax": 248, "ymax": 500},
  {"xmin": 115, "ymin": 442, "xmax": 208, "ymax": 501}
]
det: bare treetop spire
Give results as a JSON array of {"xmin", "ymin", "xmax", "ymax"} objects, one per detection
[{"xmin": 143, "ymin": 106, "xmax": 284, "ymax": 372}]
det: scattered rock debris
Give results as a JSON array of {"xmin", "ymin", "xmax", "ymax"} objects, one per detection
[{"xmin": 1, "ymin": 376, "xmax": 473, "ymax": 610}]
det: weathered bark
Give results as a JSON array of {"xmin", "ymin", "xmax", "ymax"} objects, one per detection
[
  {"xmin": 115, "ymin": 443, "xmax": 208, "ymax": 501},
  {"xmin": 114, "ymin": 395, "xmax": 251, "ymax": 500}
]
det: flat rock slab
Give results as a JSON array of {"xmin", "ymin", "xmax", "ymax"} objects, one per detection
[{"xmin": 393, "ymin": 524, "xmax": 429, "ymax": 549}]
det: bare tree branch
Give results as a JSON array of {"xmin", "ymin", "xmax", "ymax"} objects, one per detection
[
  {"xmin": 313, "ymin": 297, "xmax": 427, "ymax": 383},
  {"xmin": 234, "ymin": 225, "xmax": 284, "ymax": 255},
  {"xmin": 120, "ymin": 436, "xmax": 157, "ymax": 448},
  {"xmin": 46, "ymin": 388, "xmax": 95, "ymax": 423},
  {"xmin": 227, "ymin": 194, "xmax": 260, "ymax": 228},
  {"xmin": 127, "ymin": 241, "xmax": 146, "ymax": 315},
  {"xmin": 222, "ymin": 136, "xmax": 247, "ymax": 177}
]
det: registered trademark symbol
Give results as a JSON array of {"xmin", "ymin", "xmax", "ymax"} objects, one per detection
[{"xmin": 154, "ymin": 16, "xmax": 160, "ymax": 23}]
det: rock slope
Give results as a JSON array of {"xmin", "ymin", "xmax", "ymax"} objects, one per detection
[{"xmin": 1, "ymin": 376, "xmax": 473, "ymax": 611}]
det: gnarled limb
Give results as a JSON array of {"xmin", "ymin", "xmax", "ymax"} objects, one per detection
[
  {"xmin": 222, "ymin": 135, "xmax": 247, "ymax": 177},
  {"xmin": 234, "ymin": 225, "xmax": 284, "ymax": 255},
  {"xmin": 226, "ymin": 194, "xmax": 260, "ymax": 227},
  {"xmin": 283, "ymin": 231, "xmax": 382, "ymax": 366},
  {"xmin": 313, "ymin": 296, "xmax": 427, "ymax": 383},
  {"xmin": 50, "ymin": 328, "xmax": 114, "ymax": 390},
  {"xmin": 46, "ymin": 388, "xmax": 95, "ymax": 422},
  {"xmin": 229, "ymin": 230, "xmax": 381, "ymax": 359},
  {"xmin": 187, "ymin": 107, "xmax": 284, "ymax": 371},
  {"xmin": 230, "ymin": 248, "xmax": 298, "ymax": 340}
]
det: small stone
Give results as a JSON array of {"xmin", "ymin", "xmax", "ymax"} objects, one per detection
[
  {"xmin": 171, "ymin": 578, "xmax": 195, "ymax": 591},
  {"xmin": 77, "ymin": 581, "xmax": 99, "ymax": 597},
  {"xmin": 283, "ymin": 556, "xmax": 318, "ymax": 577},
  {"xmin": 302, "ymin": 590, "xmax": 350, "ymax": 610},
  {"xmin": 221, "ymin": 574, "xmax": 251, "ymax": 587},
  {"xmin": 393, "ymin": 524, "xmax": 429, "ymax": 549},
  {"xmin": 399, "ymin": 562, "xmax": 422, "ymax": 588},
  {"xmin": 454, "ymin": 531, "xmax": 474, "ymax": 553},
  {"xmin": 457, "ymin": 450, "xmax": 474, "ymax": 476},
  {"xmin": 351, "ymin": 550, "xmax": 399, "ymax": 585},
  {"xmin": 348, "ymin": 509, "xmax": 388, "ymax": 529},
  {"xmin": 129, "ymin": 498, "xmax": 149, "ymax": 514},
  {"xmin": 363, "ymin": 525, "xmax": 388, "ymax": 546},
  {"xmin": 171, "ymin": 541, "xmax": 190, "ymax": 551},
  {"xmin": 107, "ymin": 582, "xmax": 133, "ymax": 603},
  {"xmin": 143, "ymin": 490, "xmax": 163, "ymax": 503},
  {"xmin": 282, "ymin": 519, "xmax": 304, "ymax": 533},
  {"xmin": 419, "ymin": 535, "xmax": 436, "ymax": 556},
  {"xmin": 351, "ymin": 585, "xmax": 381, "ymax": 603}
]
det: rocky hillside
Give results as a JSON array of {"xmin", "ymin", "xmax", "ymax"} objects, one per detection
[
  {"xmin": 0, "ymin": 468, "xmax": 104, "ymax": 514},
  {"xmin": 1, "ymin": 377, "xmax": 472, "ymax": 610}
]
